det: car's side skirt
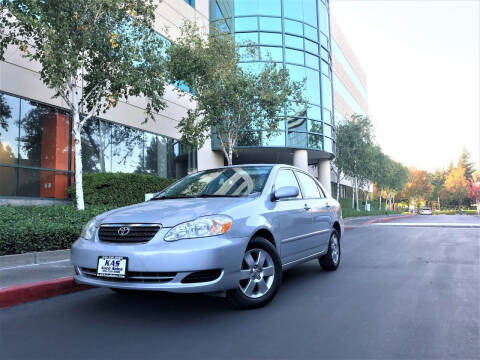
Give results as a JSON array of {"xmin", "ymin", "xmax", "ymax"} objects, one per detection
[{"xmin": 281, "ymin": 249, "xmax": 328, "ymax": 270}]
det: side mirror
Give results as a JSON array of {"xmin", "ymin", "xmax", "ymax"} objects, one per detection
[{"xmin": 272, "ymin": 186, "xmax": 299, "ymax": 201}]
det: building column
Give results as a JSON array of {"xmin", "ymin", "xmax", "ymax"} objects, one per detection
[
  {"xmin": 197, "ymin": 139, "xmax": 224, "ymax": 170},
  {"xmin": 293, "ymin": 149, "xmax": 308, "ymax": 171},
  {"xmin": 317, "ymin": 159, "xmax": 331, "ymax": 195}
]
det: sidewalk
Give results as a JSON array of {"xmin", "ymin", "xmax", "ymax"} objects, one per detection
[{"xmin": 343, "ymin": 213, "xmax": 413, "ymax": 228}]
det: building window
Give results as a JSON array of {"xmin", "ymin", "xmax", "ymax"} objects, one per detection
[
  {"xmin": 0, "ymin": 92, "xmax": 197, "ymax": 199},
  {"xmin": 184, "ymin": 0, "xmax": 195, "ymax": 8}
]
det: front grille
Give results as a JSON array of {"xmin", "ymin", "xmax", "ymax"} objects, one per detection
[
  {"xmin": 181, "ymin": 269, "xmax": 222, "ymax": 284},
  {"xmin": 98, "ymin": 224, "xmax": 160, "ymax": 243},
  {"xmin": 80, "ymin": 267, "xmax": 176, "ymax": 283}
]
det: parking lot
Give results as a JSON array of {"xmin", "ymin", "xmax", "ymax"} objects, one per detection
[{"xmin": 1, "ymin": 215, "xmax": 479, "ymax": 359}]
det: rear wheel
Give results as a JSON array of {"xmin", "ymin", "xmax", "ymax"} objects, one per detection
[
  {"xmin": 319, "ymin": 230, "xmax": 341, "ymax": 271},
  {"xmin": 227, "ymin": 237, "xmax": 282, "ymax": 309}
]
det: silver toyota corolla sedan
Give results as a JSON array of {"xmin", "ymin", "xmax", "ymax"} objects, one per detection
[{"xmin": 71, "ymin": 164, "xmax": 344, "ymax": 308}]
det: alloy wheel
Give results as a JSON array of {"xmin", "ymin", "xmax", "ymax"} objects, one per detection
[
  {"xmin": 238, "ymin": 248, "xmax": 275, "ymax": 298},
  {"xmin": 330, "ymin": 233, "xmax": 340, "ymax": 265}
]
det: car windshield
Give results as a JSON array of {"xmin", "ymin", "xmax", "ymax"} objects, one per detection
[{"xmin": 153, "ymin": 166, "xmax": 272, "ymax": 199}]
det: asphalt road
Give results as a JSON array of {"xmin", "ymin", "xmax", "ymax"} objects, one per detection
[{"xmin": 1, "ymin": 215, "xmax": 479, "ymax": 359}]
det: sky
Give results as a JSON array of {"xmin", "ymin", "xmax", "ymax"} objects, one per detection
[{"xmin": 330, "ymin": 0, "xmax": 480, "ymax": 172}]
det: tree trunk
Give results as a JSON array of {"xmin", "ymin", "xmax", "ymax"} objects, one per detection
[
  {"xmin": 336, "ymin": 177, "xmax": 340, "ymax": 201},
  {"xmin": 355, "ymin": 178, "xmax": 359, "ymax": 211},
  {"xmin": 73, "ymin": 112, "xmax": 85, "ymax": 211},
  {"xmin": 351, "ymin": 184, "xmax": 355, "ymax": 209},
  {"xmin": 437, "ymin": 196, "xmax": 440, "ymax": 211},
  {"xmin": 379, "ymin": 191, "xmax": 382, "ymax": 211}
]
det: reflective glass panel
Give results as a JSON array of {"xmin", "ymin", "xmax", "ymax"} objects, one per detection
[
  {"xmin": 0, "ymin": 94, "xmax": 20, "ymax": 163},
  {"xmin": 306, "ymin": 69, "xmax": 320, "ymax": 105},
  {"xmin": 321, "ymin": 74, "xmax": 333, "ymax": 111},
  {"xmin": 262, "ymin": 130, "xmax": 285, "ymax": 147},
  {"xmin": 144, "ymin": 133, "xmax": 174, "ymax": 178},
  {"xmin": 285, "ymin": 48, "xmax": 304, "ymax": 65},
  {"xmin": 308, "ymin": 105, "xmax": 321, "ymax": 120},
  {"xmin": 320, "ymin": 32, "xmax": 328, "ymax": 48},
  {"xmin": 320, "ymin": 47, "xmax": 329, "ymax": 62},
  {"xmin": 283, "ymin": 0, "xmax": 303, "ymax": 21},
  {"xmin": 306, "ymin": 53, "xmax": 319, "ymax": 70},
  {"xmin": 308, "ymin": 134, "xmax": 323, "ymax": 150},
  {"xmin": 234, "ymin": 0, "xmax": 258, "ymax": 16},
  {"xmin": 111, "ymin": 124, "xmax": 144, "ymax": 173},
  {"xmin": 319, "ymin": 2, "xmax": 329, "ymax": 33},
  {"xmin": 239, "ymin": 62, "xmax": 264, "ymax": 74},
  {"xmin": 284, "ymin": 19, "xmax": 303, "ymax": 36},
  {"xmin": 323, "ymin": 109, "xmax": 332, "ymax": 124},
  {"xmin": 259, "ymin": 17, "xmax": 282, "ymax": 31},
  {"xmin": 237, "ymin": 131, "xmax": 262, "ymax": 146},
  {"xmin": 259, "ymin": 0, "xmax": 281, "ymax": 16},
  {"xmin": 287, "ymin": 117, "xmax": 307, "ymax": 131},
  {"xmin": 324, "ymin": 137, "xmax": 333, "ymax": 153},
  {"xmin": 260, "ymin": 46, "xmax": 283, "ymax": 62},
  {"xmin": 0, "ymin": 166, "xmax": 16, "ymax": 196},
  {"xmin": 235, "ymin": 17, "xmax": 258, "ymax": 31},
  {"xmin": 259, "ymin": 32, "xmax": 282, "ymax": 45},
  {"xmin": 308, "ymin": 120, "xmax": 323, "ymax": 133},
  {"xmin": 19, "ymin": 100, "xmax": 70, "ymax": 170},
  {"xmin": 304, "ymin": 25, "xmax": 318, "ymax": 41},
  {"xmin": 81, "ymin": 119, "xmax": 112, "ymax": 173},
  {"xmin": 287, "ymin": 131, "xmax": 307, "ymax": 148},
  {"xmin": 284, "ymin": 35, "xmax": 303, "ymax": 49},
  {"xmin": 17, "ymin": 169, "xmax": 69, "ymax": 199},
  {"xmin": 303, "ymin": 0, "xmax": 317, "ymax": 26},
  {"xmin": 305, "ymin": 39, "xmax": 318, "ymax": 54},
  {"xmin": 235, "ymin": 32, "xmax": 258, "ymax": 44},
  {"xmin": 321, "ymin": 59, "xmax": 330, "ymax": 76},
  {"xmin": 239, "ymin": 46, "xmax": 259, "ymax": 61},
  {"xmin": 323, "ymin": 123, "xmax": 332, "ymax": 137}
]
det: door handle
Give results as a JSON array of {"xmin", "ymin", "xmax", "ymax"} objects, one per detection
[
  {"xmin": 325, "ymin": 202, "xmax": 330, "ymax": 208},
  {"xmin": 304, "ymin": 204, "xmax": 311, "ymax": 211}
]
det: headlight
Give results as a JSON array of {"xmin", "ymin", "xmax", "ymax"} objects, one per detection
[
  {"xmin": 164, "ymin": 215, "xmax": 232, "ymax": 241},
  {"xmin": 80, "ymin": 219, "xmax": 97, "ymax": 241}
]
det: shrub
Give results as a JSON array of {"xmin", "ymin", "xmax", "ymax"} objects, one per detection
[
  {"xmin": 0, "ymin": 205, "xmax": 114, "ymax": 255},
  {"xmin": 434, "ymin": 209, "xmax": 477, "ymax": 215},
  {"xmin": 69, "ymin": 172, "xmax": 176, "ymax": 207}
]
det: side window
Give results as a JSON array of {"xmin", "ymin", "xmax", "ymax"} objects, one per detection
[
  {"xmin": 296, "ymin": 172, "xmax": 321, "ymax": 199},
  {"xmin": 317, "ymin": 184, "xmax": 326, "ymax": 198},
  {"xmin": 274, "ymin": 169, "xmax": 301, "ymax": 199}
]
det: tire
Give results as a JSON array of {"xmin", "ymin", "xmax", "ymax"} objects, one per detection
[
  {"xmin": 227, "ymin": 237, "xmax": 282, "ymax": 309},
  {"xmin": 319, "ymin": 229, "xmax": 341, "ymax": 271}
]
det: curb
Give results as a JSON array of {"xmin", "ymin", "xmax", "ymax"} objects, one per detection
[
  {"xmin": 0, "ymin": 277, "xmax": 91, "ymax": 309},
  {"xmin": 0, "ymin": 249, "xmax": 70, "ymax": 269},
  {"xmin": 364, "ymin": 214, "xmax": 416, "ymax": 225}
]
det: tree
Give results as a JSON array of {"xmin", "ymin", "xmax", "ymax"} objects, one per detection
[
  {"xmin": 1, "ymin": 0, "xmax": 167, "ymax": 209},
  {"xmin": 443, "ymin": 163, "xmax": 468, "ymax": 209},
  {"xmin": 335, "ymin": 115, "xmax": 374, "ymax": 210},
  {"xmin": 459, "ymin": 148, "xmax": 475, "ymax": 180},
  {"xmin": 0, "ymin": 94, "xmax": 11, "ymax": 135},
  {"xmin": 429, "ymin": 169, "xmax": 446, "ymax": 210},
  {"xmin": 166, "ymin": 22, "xmax": 305, "ymax": 165},
  {"xmin": 403, "ymin": 168, "xmax": 433, "ymax": 208},
  {"xmin": 467, "ymin": 170, "xmax": 480, "ymax": 214}
]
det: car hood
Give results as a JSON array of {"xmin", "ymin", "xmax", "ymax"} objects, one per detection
[{"xmin": 96, "ymin": 197, "xmax": 255, "ymax": 227}]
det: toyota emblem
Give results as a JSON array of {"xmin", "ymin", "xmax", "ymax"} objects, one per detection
[{"xmin": 118, "ymin": 226, "xmax": 130, "ymax": 236}]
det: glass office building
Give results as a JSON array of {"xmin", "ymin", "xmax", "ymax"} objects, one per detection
[{"xmin": 210, "ymin": 0, "xmax": 335, "ymax": 156}]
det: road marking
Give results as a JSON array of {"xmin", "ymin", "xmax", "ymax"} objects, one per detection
[
  {"xmin": 0, "ymin": 259, "xmax": 71, "ymax": 271},
  {"xmin": 372, "ymin": 222, "xmax": 480, "ymax": 228}
]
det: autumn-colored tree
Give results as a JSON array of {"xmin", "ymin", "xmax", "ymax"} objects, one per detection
[
  {"xmin": 402, "ymin": 168, "xmax": 433, "ymax": 208},
  {"xmin": 443, "ymin": 163, "xmax": 468, "ymax": 209},
  {"xmin": 467, "ymin": 170, "xmax": 480, "ymax": 214}
]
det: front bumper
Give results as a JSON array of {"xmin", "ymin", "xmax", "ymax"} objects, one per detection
[{"xmin": 71, "ymin": 230, "xmax": 249, "ymax": 293}]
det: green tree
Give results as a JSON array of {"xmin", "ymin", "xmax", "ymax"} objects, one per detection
[
  {"xmin": 166, "ymin": 22, "xmax": 305, "ymax": 165},
  {"xmin": 429, "ymin": 169, "xmax": 446, "ymax": 210},
  {"xmin": 459, "ymin": 148, "xmax": 475, "ymax": 180},
  {"xmin": 0, "ymin": 94, "xmax": 11, "ymax": 135},
  {"xmin": 1, "ymin": 0, "xmax": 167, "ymax": 209}
]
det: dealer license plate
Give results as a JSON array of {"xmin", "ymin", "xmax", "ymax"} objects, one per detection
[{"xmin": 97, "ymin": 256, "xmax": 127, "ymax": 278}]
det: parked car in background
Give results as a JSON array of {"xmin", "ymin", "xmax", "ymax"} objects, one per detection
[
  {"xmin": 421, "ymin": 207, "xmax": 433, "ymax": 215},
  {"xmin": 71, "ymin": 164, "xmax": 344, "ymax": 309}
]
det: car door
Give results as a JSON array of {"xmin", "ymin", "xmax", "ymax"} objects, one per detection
[
  {"xmin": 295, "ymin": 171, "xmax": 331, "ymax": 255},
  {"xmin": 269, "ymin": 169, "xmax": 312, "ymax": 264}
]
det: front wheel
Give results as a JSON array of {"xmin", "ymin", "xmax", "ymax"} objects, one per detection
[
  {"xmin": 227, "ymin": 237, "xmax": 282, "ymax": 309},
  {"xmin": 319, "ymin": 230, "xmax": 341, "ymax": 271}
]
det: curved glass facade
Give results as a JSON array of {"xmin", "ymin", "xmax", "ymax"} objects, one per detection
[{"xmin": 210, "ymin": 0, "xmax": 335, "ymax": 156}]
